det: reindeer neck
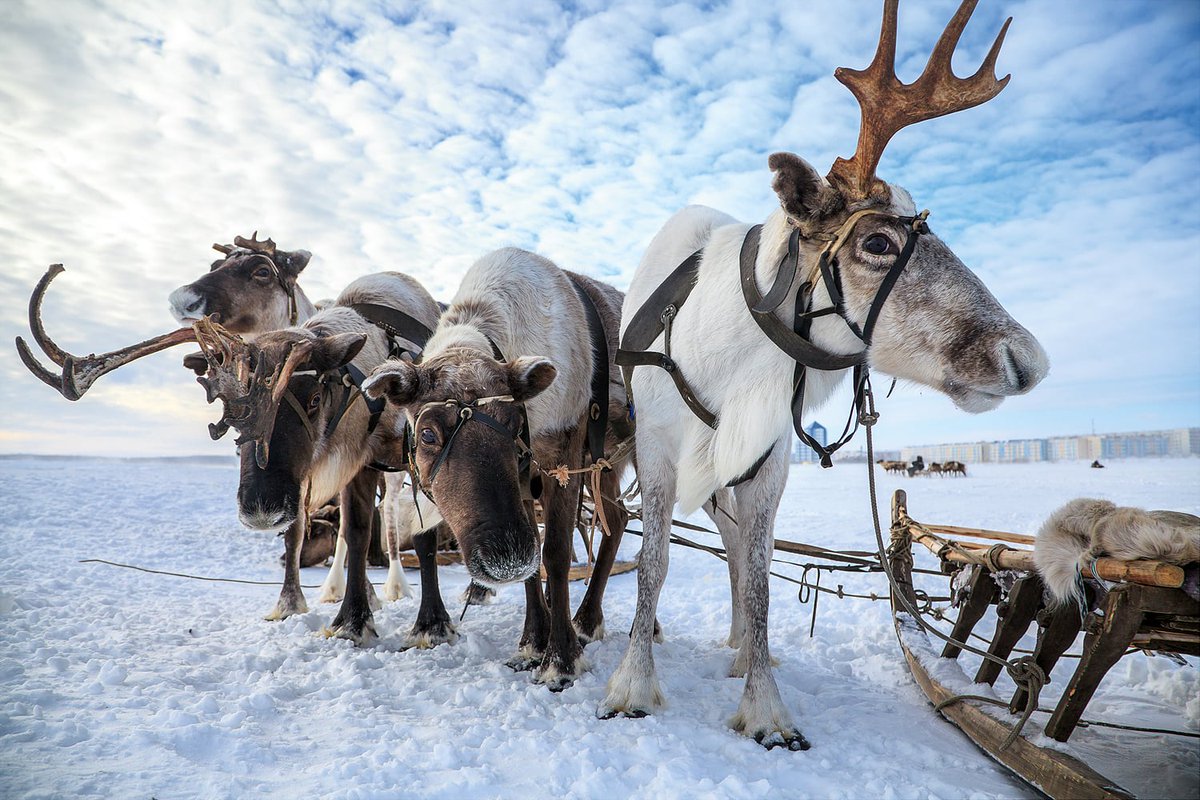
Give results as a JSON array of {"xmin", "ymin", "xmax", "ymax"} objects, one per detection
[{"xmin": 426, "ymin": 299, "xmax": 508, "ymax": 361}]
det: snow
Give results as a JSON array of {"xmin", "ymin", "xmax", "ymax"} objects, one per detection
[{"xmin": 1, "ymin": 456, "xmax": 1197, "ymax": 799}]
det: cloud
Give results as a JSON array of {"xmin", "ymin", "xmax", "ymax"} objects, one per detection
[{"xmin": 1, "ymin": 0, "xmax": 1197, "ymax": 457}]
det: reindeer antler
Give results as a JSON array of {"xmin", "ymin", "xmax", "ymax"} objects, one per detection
[
  {"xmin": 192, "ymin": 317, "xmax": 313, "ymax": 466},
  {"xmin": 827, "ymin": 0, "xmax": 1011, "ymax": 200},
  {"xmin": 15, "ymin": 265, "xmax": 198, "ymax": 401},
  {"xmin": 232, "ymin": 231, "xmax": 276, "ymax": 255}
]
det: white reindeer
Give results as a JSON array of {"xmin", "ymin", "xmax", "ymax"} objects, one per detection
[{"xmin": 599, "ymin": 0, "xmax": 1049, "ymax": 749}]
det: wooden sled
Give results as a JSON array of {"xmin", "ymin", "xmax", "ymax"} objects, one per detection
[{"xmin": 887, "ymin": 489, "xmax": 1198, "ymax": 800}]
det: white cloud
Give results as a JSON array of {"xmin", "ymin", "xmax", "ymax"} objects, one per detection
[{"xmin": 1, "ymin": 0, "xmax": 1197, "ymax": 456}]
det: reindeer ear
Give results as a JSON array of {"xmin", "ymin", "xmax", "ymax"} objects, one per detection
[
  {"xmin": 309, "ymin": 332, "xmax": 366, "ymax": 373},
  {"xmin": 508, "ymin": 357, "xmax": 557, "ymax": 402},
  {"xmin": 769, "ymin": 152, "xmax": 842, "ymax": 222},
  {"xmin": 279, "ymin": 249, "xmax": 311, "ymax": 277},
  {"xmin": 363, "ymin": 360, "xmax": 421, "ymax": 405},
  {"xmin": 182, "ymin": 351, "xmax": 208, "ymax": 376}
]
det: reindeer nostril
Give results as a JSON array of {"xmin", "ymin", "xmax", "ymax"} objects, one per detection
[{"xmin": 1003, "ymin": 345, "xmax": 1030, "ymax": 391}]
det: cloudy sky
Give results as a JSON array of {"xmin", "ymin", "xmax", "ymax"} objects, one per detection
[{"xmin": 2, "ymin": 0, "xmax": 1197, "ymax": 458}]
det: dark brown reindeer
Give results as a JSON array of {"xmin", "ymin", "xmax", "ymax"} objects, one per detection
[
  {"xmin": 17, "ymin": 267, "xmax": 440, "ymax": 636},
  {"xmin": 168, "ymin": 232, "xmax": 318, "ymax": 332},
  {"xmin": 364, "ymin": 247, "xmax": 632, "ymax": 687},
  {"xmin": 604, "ymin": 0, "xmax": 1047, "ymax": 749}
]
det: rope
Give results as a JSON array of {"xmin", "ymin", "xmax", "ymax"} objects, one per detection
[
  {"xmin": 859, "ymin": 381, "xmax": 1047, "ymax": 751},
  {"xmin": 79, "ymin": 558, "xmax": 325, "ymax": 588}
]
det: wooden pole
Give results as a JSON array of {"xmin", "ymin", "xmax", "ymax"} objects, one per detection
[{"xmin": 909, "ymin": 528, "xmax": 1186, "ymax": 589}]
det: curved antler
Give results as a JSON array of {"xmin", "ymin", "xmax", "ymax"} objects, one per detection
[
  {"xmin": 827, "ymin": 0, "xmax": 1011, "ymax": 200},
  {"xmin": 15, "ymin": 265, "xmax": 197, "ymax": 401},
  {"xmin": 232, "ymin": 231, "xmax": 276, "ymax": 255}
]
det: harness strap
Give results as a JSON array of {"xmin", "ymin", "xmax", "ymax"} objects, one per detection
[
  {"xmin": 615, "ymin": 250, "xmax": 717, "ymax": 429},
  {"xmin": 324, "ymin": 362, "xmax": 385, "ymax": 440},
  {"xmin": 738, "ymin": 226, "xmax": 865, "ymax": 371},
  {"xmin": 566, "ymin": 274, "xmax": 611, "ymax": 465},
  {"xmin": 349, "ymin": 302, "xmax": 434, "ymax": 353}
]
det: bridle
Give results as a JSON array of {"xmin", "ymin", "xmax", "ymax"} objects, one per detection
[
  {"xmin": 744, "ymin": 207, "xmax": 930, "ymax": 466},
  {"xmin": 239, "ymin": 252, "xmax": 300, "ymax": 326},
  {"xmin": 405, "ymin": 393, "xmax": 537, "ymax": 510}
]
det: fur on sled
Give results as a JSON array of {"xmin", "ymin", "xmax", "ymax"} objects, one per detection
[{"xmin": 1034, "ymin": 498, "xmax": 1200, "ymax": 608}]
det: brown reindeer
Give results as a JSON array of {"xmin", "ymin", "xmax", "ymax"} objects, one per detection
[
  {"xmin": 170, "ymin": 233, "xmax": 425, "ymax": 601},
  {"xmin": 364, "ymin": 247, "xmax": 632, "ymax": 687},
  {"xmin": 169, "ymin": 233, "xmax": 318, "ymax": 332},
  {"xmin": 876, "ymin": 459, "xmax": 907, "ymax": 474},
  {"xmin": 17, "ymin": 267, "xmax": 440, "ymax": 632},
  {"xmin": 943, "ymin": 460, "xmax": 967, "ymax": 476}
]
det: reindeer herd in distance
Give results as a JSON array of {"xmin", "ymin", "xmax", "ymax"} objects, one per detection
[
  {"xmin": 877, "ymin": 456, "xmax": 968, "ymax": 477},
  {"xmin": 13, "ymin": 1, "xmax": 1049, "ymax": 751}
]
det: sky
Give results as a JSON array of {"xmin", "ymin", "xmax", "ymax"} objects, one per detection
[{"xmin": 1, "ymin": 0, "xmax": 1197, "ymax": 458}]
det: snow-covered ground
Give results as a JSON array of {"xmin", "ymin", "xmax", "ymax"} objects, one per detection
[{"xmin": 1, "ymin": 456, "xmax": 1197, "ymax": 799}]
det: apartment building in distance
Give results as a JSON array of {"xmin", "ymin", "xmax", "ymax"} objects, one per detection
[{"xmin": 899, "ymin": 427, "xmax": 1200, "ymax": 464}]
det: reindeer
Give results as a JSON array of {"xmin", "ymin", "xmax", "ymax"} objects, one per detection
[
  {"xmin": 364, "ymin": 247, "xmax": 632, "ymax": 686},
  {"xmin": 925, "ymin": 462, "xmax": 945, "ymax": 476},
  {"xmin": 943, "ymin": 460, "xmax": 968, "ymax": 476},
  {"xmin": 17, "ymin": 267, "xmax": 440, "ymax": 632},
  {"xmin": 876, "ymin": 459, "xmax": 907, "ymax": 475},
  {"xmin": 600, "ymin": 0, "xmax": 1048, "ymax": 750},
  {"xmin": 169, "ymin": 232, "xmax": 318, "ymax": 332},
  {"xmin": 169, "ymin": 233, "xmax": 431, "ymax": 606}
]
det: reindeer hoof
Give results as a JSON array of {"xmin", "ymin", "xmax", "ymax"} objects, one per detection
[
  {"xmin": 402, "ymin": 621, "xmax": 457, "ymax": 650},
  {"xmin": 754, "ymin": 729, "xmax": 811, "ymax": 751},
  {"xmin": 264, "ymin": 593, "xmax": 308, "ymax": 621},
  {"xmin": 328, "ymin": 617, "xmax": 378, "ymax": 648},
  {"xmin": 573, "ymin": 613, "xmax": 605, "ymax": 644},
  {"xmin": 505, "ymin": 641, "xmax": 544, "ymax": 672}
]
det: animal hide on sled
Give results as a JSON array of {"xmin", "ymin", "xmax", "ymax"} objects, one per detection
[{"xmin": 1034, "ymin": 498, "xmax": 1200, "ymax": 607}]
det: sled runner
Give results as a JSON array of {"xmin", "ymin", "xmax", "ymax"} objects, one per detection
[{"xmin": 886, "ymin": 489, "xmax": 1198, "ymax": 800}]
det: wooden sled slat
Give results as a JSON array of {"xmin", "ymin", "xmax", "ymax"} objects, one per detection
[{"xmin": 894, "ymin": 623, "xmax": 1136, "ymax": 800}]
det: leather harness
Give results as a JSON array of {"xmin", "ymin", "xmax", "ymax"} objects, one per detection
[{"xmin": 616, "ymin": 209, "xmax": 929, "ymax": 474}]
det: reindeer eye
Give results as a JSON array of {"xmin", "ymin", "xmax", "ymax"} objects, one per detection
[
  {"xmin": 307, "ymin": 393, "xmax": 321, "ymax": 412},
  {"xmin": 863, "ymin": 234, "xmax": 896, "ymax": 256},
  {"xmin": 253, "ymin": 267, "xmax": 273, "ymax": 279},
  {"xmin": 419, "ymin": 428, "xmax": 437, "ymax": 446}
]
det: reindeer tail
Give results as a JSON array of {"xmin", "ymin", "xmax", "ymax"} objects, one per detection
[{"xmin": 1033, "ymin": 498, "xmax": 1117, "ymax": 608}]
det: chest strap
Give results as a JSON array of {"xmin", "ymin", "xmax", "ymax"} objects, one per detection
[
  {"xmin": 566, "ymin": 275, "xmax": 611, "ymax": 465},
  {"xmin": 615, "ymin": 251, "xmax": 717, "ymax": 428}
]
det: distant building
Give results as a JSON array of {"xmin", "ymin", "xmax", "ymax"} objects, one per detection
[{"xmin": 901, "ymin": 427, "xmax": 1199, "ymax": 464}]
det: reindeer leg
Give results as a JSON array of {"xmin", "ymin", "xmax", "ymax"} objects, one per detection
[
  {"xmin": 599, "ymin": 436, "xmax": 675, "ymax": 719},
  {"xmin": 266, "ymin": 516, "xmax": 309, "ymax": 620},
  {"xmin": 382, "ymin": 473, "xmax": 414, "ymax": 602},
  {"xmin": 317, "ymin": 511, "xmax": 348, "ymax": 604},
  {"xmin": 507, "ymin": 500, "xmax": 550, "ymax": 672},
  {"xmin": 329, "ymin": 472, "xmax": 380, "ymax": 646},
  {"xmin": 704, "ymin": 488, "xmax": 745, "ymax": 650},
  {"xmin": 573, "ymin": 465, "xmax": 629, "ymax": 643},
  {"xmin": 405, "ymin": 522, "xmax": 457, "ymax": 649},
  {"xmin": 534, "ymin": 426, "xmax": 587, "ymax": 691},
  {"xmin": 729, "ymin": 440, "xmax": 808, "ymax": 751}
]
